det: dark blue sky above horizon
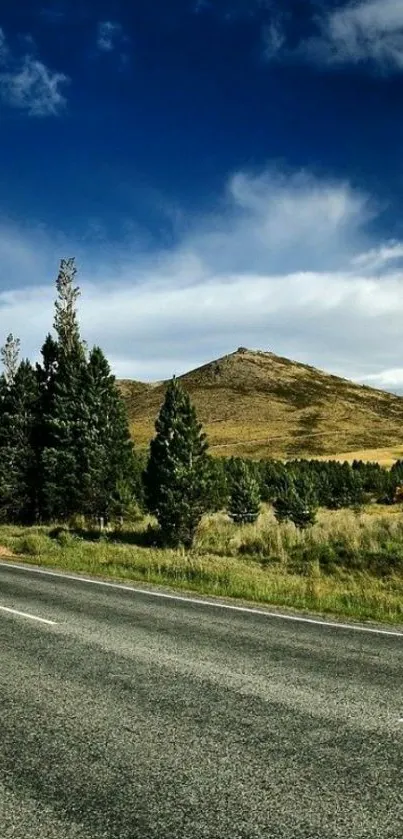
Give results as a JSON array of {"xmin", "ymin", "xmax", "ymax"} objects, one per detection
[
  {"xmin": 2, "ymin": 0, "xmax": 403, "ymax": 388},
  {"xmin": 2, "ymin": 0, "xmax": 403, "ymax": 244}
]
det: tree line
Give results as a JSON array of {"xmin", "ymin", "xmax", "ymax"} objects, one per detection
[{"xmin": 1, "ymin": 259, "xmax": 402, "ymax": 549}]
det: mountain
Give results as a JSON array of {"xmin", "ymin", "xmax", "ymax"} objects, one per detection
[{"xmin": 117, "ymin": 348, "xmax": 403, "ymax": 461}]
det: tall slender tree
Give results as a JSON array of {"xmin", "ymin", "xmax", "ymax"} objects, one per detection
[
  {"xmin": 37, "ymin": 259, "xmax": 138, "ymax": 523},
  {"xmin": 53, "ymin": 258, "xmax": 85, "ymax": 358},
  {"xmin": 39, "ymin": 259, "xmax": 89, "ymax": 520}
]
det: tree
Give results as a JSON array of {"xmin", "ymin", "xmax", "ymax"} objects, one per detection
[
  {"xmin": 0, "ymin": 342, "xmax": 38, "ymax": 523},
  {"xmin": 204, "ymin": 455, "xmax": 229, "ymax": 513},
  {"xmin": 272, "ymin": 485, "xmax": 296, "ymax": 525},
  {"xmin": 1, "ymin": 334, "xmax": 21, "ymax": 385},
  {"xmin": 39, "ymin": 259, "xmax": 89, "ymax": 520},
  {"xmin": 53, "ymin": 258, "xmax": 85, "ymax": 358},
  {"xmin": 77, "ymin": 346, "xmax": 137, "ymax": 522},
  {"xmin": 143, "ymin": 377, "xmax": 210, "ymax": 548},
  {"xmin": 273, "ymin": 476, "xmax": 317, "ymax": 530},
  {"xmin": 228, "ymin": 459, "xmax": 261, "ymax": 524},
  {"xmin": 39, "ymin": 354, "xmax": 87, "ymax": 521}
]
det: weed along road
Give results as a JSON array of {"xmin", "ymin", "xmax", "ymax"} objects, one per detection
[{"xmin": 1, "ymin": 561, "xmax": 403, "ymax": 838}]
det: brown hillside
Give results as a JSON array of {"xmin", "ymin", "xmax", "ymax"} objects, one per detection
[{"xmin": 118, "ymin": 348, "xmax": 403, "ymax": 460}]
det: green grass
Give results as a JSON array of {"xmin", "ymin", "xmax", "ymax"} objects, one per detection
[{"xmin": 2, "ymin": 505, "xmax": 403, "ymax": 627}]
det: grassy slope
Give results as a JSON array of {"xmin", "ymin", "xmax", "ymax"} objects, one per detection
[{"xmin": 118, "ymin": 348, "xmax": 403, "ymax": 462}]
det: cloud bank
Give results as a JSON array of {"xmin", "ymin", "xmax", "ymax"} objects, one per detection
[{"xmin": 0, "ymin": 166, "xmax": 403, "ymax": 391}]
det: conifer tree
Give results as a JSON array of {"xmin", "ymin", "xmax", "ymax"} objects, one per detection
[
  {"xmin": 273, "ymin": 474, "xmax": 317, "ymax": 530},
  {"xmin": 39, "ymin": 259, "xmax": 89, "ymax": 520},
  {"xmin": 78, "ymin": 346, "xmax": 137, "ymax": 522},
  {"xmin": 205, "ymin": 455, "xmax": 229, "ymax": 512},
  {"xmin": 36, "ymin": 258, "xmax": 138, "ymax": 523},
  {"xmin": 54, "ymin": 258, "xmax": 84, "ymax": 358},
  {"xmin": 143, "ymin": 377, "xmax": 210, "ymax": 548},
  {"xmin": 0, "ymin": 337, "xmax": 38, "ymax": 523},
  {"xmin": 1, "ymin": 334, "xmax": 21, "ymax": 385},
  {"xmin": 228, "ymin": 459, "xmax": 261, "ymax": 524}
]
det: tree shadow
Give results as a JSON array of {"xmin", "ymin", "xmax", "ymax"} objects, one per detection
[{"xmin": 68, "ymin": 524, "xmax": 163, "ymax": 548}]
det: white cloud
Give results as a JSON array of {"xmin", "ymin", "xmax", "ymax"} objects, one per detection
[
  {"xmin": 359, "ymin": 368, "xmax": 403, "ymax": 389},
  {"xmin": 0, "ymin": 27, "xmax": 68, "ymax": 116},
  {"xmin": 0, "ymin": 58, "xmax": 68, "ymax": 116},
  {"xmin": 351, "ymin": 241, "xmax": 403, "ymax": 270},
  {"xmin": 97, "ymin": 21, "xmax": 124, "ymax": 53},
  {"xmin": 1, "ymin": 166, "xmax": 403, "ymax": 391},
  {"xmin": 265, "ymin": 0, "xmax": 403, "ymax": 73}
]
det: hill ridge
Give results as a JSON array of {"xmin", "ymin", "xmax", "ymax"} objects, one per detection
[{"xmin": 118, "ymin": 347, "xmax": 403, "ymax": 462}]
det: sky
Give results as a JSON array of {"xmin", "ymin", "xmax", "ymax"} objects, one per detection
[{"xmin": 2, "ymin": 0, "xmax": 403, "ymax": 389}]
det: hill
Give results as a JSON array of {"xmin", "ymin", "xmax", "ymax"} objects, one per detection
[{"xmin": 118, "ymin": 348, "xmax": 403, "ymax": 462}]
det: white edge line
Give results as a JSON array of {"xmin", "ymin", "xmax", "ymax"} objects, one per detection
[
  {"xmin": 0, "ymin": 558, "xmax": 402, "ymax": 637},
  {"xmin": 0, "ymin": 604, "xmax": 56, "ymax": 626}
]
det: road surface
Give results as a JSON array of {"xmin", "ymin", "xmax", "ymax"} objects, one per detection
[{"xmin": 1, "ymin": 559, "xmax": 403, "ymax": 838}]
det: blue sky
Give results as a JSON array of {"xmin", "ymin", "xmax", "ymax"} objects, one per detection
[{"xmin": 2, "ymin": 0, "xmax": 403, "ymax": 389}]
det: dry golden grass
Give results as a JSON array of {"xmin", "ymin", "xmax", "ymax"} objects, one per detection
[
  {"xmin": 194, "ymin": 504, "xmax": 403, "ymax": 560},
  {"xmin": 313, "ymin": 447, "xmax": 403, "ymax": 467},
  {"xmin": 118, "ymin": 348, "xmax": 403, "ymax": 461}
]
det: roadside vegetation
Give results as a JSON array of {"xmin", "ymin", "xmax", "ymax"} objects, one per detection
[
  {"xmin": 2, "ymin": 259, "xmax": 403, "ymax": 627},
  {"xmin": 1, "ymin": 505, "xmax": 403, "ymax": 626}
]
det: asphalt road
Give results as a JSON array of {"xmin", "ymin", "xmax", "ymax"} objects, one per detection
[{"xmin": 1, "ymin": 561, "xmax": 403, "ymax": 839}]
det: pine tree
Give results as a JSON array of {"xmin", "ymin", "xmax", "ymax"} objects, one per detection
[
  {"xmin": 143, "ymin": 377, "xmax": 210, "ymax": 548},
  {"xmin": 33, "ymin": 334, "xmax": 59, "ymax": 518},
  {"xmin": 228, "ymin": 459, "xmax": 261, "ymax": 524},
  {"xmin": 273, "ymin": 476, "xmax": 317, "ymax": 530},
  {"xmin": 40, "ymin": 352, "xmax": 86, "ymax": 520},
  {"xmin": 272, "ymin": 485, "xmax": 296, "ymax": 525},
  {"xmin": 288, "ymin": 491, "xmax": 317, "ymax": 530},
  {"xmin": 53, "ymin": 258, "xmax": 85, "ymax": 358},
  {"xmin": 36, "ymin": 259, "xmax": 139, "ymax": 523},
  {"xmin": 77, "ymin": 346, "xmax": 137, "ymax": 522},
  {"xmin": 39, "ymin": 258, "xmax": 88, "ymax": 520},
  {"xmin": 0, "ymin": 337, "xmax": 38, "ymax": 523},
  {"xmin": 205, "ymin": 455, "xmax": 229, "ymax": 513}
]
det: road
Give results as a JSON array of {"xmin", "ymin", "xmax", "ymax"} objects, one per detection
[{"xmin": 1, "ymin": 560, "xmax": 403, "ymax": 838}]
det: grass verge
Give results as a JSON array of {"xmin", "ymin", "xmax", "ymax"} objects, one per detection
[{"xmin": 1, "ymin": 505, "xmax": 403, "ymax": 628}]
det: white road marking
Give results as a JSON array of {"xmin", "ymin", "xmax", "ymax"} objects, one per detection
[
  {"xmin": 0, "ymin": 558, "xmax": 402, "ymax": 637},
  {"xmin": 0, "ymin": 604, "xmax": 57, "ymax": 625}
]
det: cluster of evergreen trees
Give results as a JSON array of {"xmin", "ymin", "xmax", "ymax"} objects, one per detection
[
  {"xmin": 0, "ymin": 259, "xmax": 137, "ymax": 526},
  {"xmin": 1, "ymin": 258, "xmax": 402, "ymax": 549}
]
